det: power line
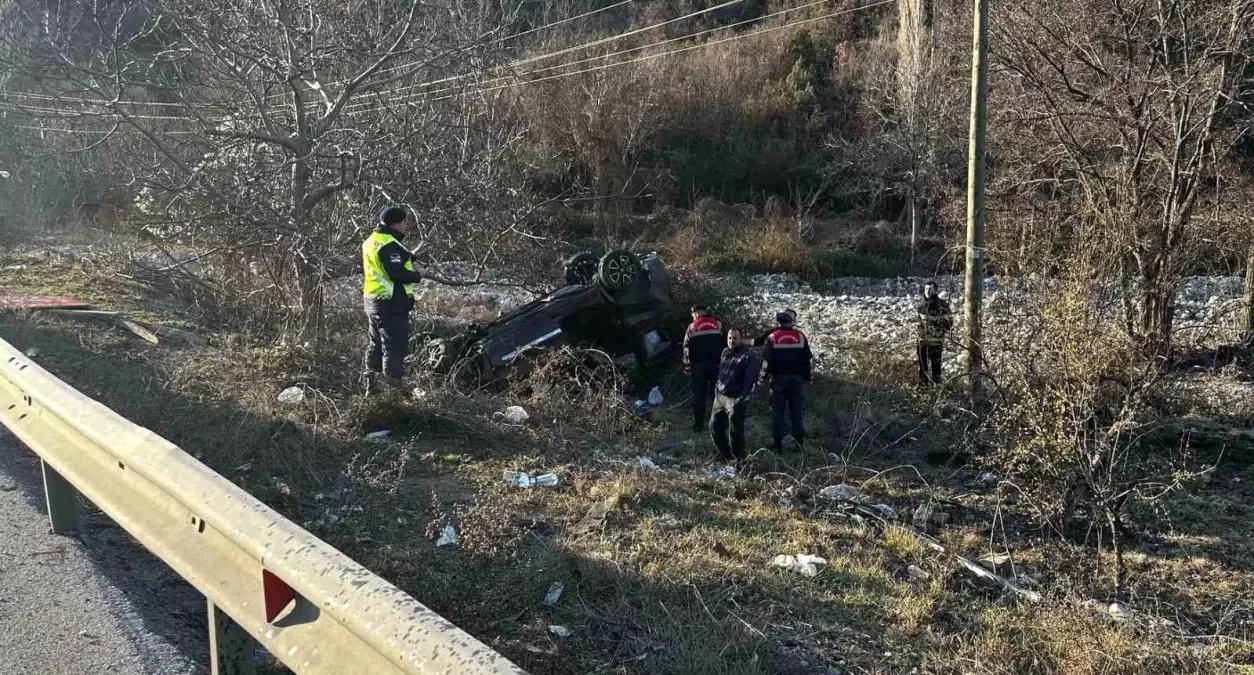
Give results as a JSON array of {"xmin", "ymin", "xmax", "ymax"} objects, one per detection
[
  {"xmin": 338, "ymin": 0, "xmax": 749, "ymax": 109},
  {"xmin": 414, "ymin": 1, "xmax": 896, "ymax": 107},
  {"xmin": 340, "ymin": 0, "xmax": 851, "ymax": 116},
  {"xmin": 492, "ymin": 0, "xmax": 636, "ymax": 44},
  {"xmin": 262, "ymin": 0, "xmax": 642, "ymax": 102},
  {"xmin": 3, "ymin": 0, "xmax": 894, "ymax": 135}
]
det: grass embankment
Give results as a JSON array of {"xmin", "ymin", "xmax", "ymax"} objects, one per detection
[{"xmin": 1, "ymin": 252, "xmax": 1251, "ymax": 674}]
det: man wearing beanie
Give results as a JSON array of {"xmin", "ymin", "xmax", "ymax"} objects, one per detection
[
  {"xmin": 762, "ymin": 310, "xmax": 812, "ymax": 453},
  {"xmin": 362, "ymin": 205, "xmax": 424, "ymax": 393}
]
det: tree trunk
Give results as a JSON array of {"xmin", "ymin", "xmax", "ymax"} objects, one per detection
[
  {"xmin": 1106, "ymin": 509, "xmax": 1125, "ymax": 595},
  {"xmin": 1244, "ymin": 246, "xmax": 1254, "ymax": 344}
]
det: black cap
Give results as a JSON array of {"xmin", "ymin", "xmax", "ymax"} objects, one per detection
[
  {"xmin": 776, "ymin": 311, "xmax": 795, "ymax": 327},
  {"xmin": 379, "ymin": 206, "xmax": 408, "ymax": 226}
]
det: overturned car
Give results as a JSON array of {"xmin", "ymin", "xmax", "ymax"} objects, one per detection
[{"xmin": 421, "ymin": 250, "xmax": 681, "ymax": 376}]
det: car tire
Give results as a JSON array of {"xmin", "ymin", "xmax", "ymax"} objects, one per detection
[
  {"xmin": 598, "ymin": 250, "xmax": 642, "ymax": 291},
  {"xmin": 423, "ymin": 338, "xmax": 456, "ymax": 374},
  {"xmin": 564, "ymin": 251, "xmax": 599, "ymax": 286}
]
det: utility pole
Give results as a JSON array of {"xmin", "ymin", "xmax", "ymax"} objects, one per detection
[{"xmin": 963, "ymin": 0, "xmax": 989, "ymax": 393}]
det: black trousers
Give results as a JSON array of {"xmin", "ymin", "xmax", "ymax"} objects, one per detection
[
  {"xmin": 769, "ymin": 374, "xmax": 805, "ymax": 450},
  {"xmin": 366, "ymin": 312, "xmax": 410, "ymax": 379},
  {"xmin": 710, "ymin": 393, "xmax": 749, "ymax": 463},
  {"xmin": 690, "ymin": 361, "xmax": 718, "ymax": 430},
  {"xmin": 917, "ymin": 343, "xmax": 943, "ymax": 384}
]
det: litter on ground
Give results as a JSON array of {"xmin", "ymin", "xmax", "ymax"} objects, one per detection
[
  {"xmin": 542, "ymin": 581, "xmax": 564, "ymax": 606},
  {"xmin": 495, "ymin": 405, "xmax": 529, "ymax": 424},
  {"xmin": 435, "ymin": 524, "xmax": 457, "ymax": 547},
  {"xmin": 770, "ymin": 554, "xmax": 828, "ymax": 577},
  {"xmin": 276, "ymin": 386, "xmax": 305, "ymax": 405}
]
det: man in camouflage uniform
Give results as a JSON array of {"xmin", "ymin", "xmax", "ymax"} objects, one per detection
[{"xmin": 916, "ymin": 280, "xmax": 953, "ymax": 385}]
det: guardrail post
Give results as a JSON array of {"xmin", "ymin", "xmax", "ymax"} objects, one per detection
[
  {"xmin": 209, "ymin": 601, "xmax": 257, "ymax": 675},
  {"xmin": 41, "ymin": 459, "xmax": 78, "ymax": 534}
]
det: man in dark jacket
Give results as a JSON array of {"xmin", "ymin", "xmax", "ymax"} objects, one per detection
[
  {"xmin": 710, "ymin": 329, "xmax": 761, "ymax": 470},
  {"xmin": 916, "ymin": 280, "xmax": 953, "ymax": 385},
  {"xmin": 362, "ymin": 206, "xmax": 424, "ymax": 392},
  {"xmin": 763, "ymin": 311, "xmax": 813, "ymax": 453},
  {"xmin": 684, "ymin": 305, "xmax": 725, "ymax": 432}
]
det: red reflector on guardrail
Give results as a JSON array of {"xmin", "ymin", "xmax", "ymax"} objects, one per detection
[{"xmin": 263, "ymin": 570, "xmax": 296, "ymax": 623}]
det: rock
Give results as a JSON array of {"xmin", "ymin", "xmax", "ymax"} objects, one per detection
[
  {"xmin": 907, "ymin": 565, "xmax": 931, "ymax": 582},
  {"xmin": 1108, "ymin": 602, "xmax": 1131, "ymax": 621}
]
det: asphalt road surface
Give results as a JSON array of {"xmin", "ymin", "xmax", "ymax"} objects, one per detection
[{"xmin": 0, "ymin": 431, "xmax": 206, "ymax": 674}]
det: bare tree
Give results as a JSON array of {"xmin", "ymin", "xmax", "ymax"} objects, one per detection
[
  {"xmin": 828, "ymin": 0, "xmax": 966, "ymax": 261},
  {"xmin": 0, "ymin": 0, "xmax": 545, "ymax": 333},
  {"xmin": 992, "ymin": 0, "xmax": 1254, "ymax": 356}
]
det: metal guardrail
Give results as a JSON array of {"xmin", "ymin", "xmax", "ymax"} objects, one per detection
[{"xmin": 0, "ymin": 337, "xmax": 524, "ymax": 675}]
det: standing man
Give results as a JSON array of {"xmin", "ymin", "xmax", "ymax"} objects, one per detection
[
  {"xmin": 362, "ymin": 206, "xmax": 424, "ymax": 393},
  {"xmin": 753, "ymin": 308, "xmax": 797, "ymax": 347},
  {"xmin": 916, "ymin": 280, "xmax": 953, "ymax": 385},
  {"xmin": 710, "ymin": 329, "xmax": 761, "ymax": 472},
  {"xmin": 763, "ymin": 311, "xmax": 812, "ymax": 453},
  {"xmin": 683, "ymin": 305, "xmax": 725, "ymax": 432}
]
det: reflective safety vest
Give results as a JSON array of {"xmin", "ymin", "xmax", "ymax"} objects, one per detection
[{"xmin": 362, "ymin": 231, "xmax": 416, "ymax": 300}]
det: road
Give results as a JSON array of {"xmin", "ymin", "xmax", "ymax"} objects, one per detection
[{"xmin": 0, "ymin": 431, "xmax": 206, "ymax": 674}]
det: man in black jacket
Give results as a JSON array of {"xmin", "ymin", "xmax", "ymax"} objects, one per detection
[
  {"xmin": 683, "ymin": 305, "xmax": 725, "ymax": 432},
  {"xmin": 710, "ymin": 329, "xmax": 761, "ymax": 471},
  {"xmin": 763, "ymin": 311, "xmax": 813, "ymax": 453},
  {"xmin": 362, "ymin": 206, "xmax": 424, "ymax": 393},
  {"xmin": 916, "ymin": 280, "xmax": 953, "ymax": 385}
]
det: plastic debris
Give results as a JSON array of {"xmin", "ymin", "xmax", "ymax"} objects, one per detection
[
  {"xmin": 548, "ymin": 625, "xmax": 572, "ymax": 638},
  {"xmin": 572, "ymin": 496, "xmax": 617, "ymax": 537},
  {"xmin": 542, "ymin": 581, "xmax": 564, "ymax": 606},
  {"xmin": 276, "ymin": 386, "xmax": 305, "ymax": 405},
  {"xmin": 24, "ymin": 347, "xmax": 39, "ymax": 357},
  {"xmin": 647, "ymin": 386, "xmax": 664, "ymax": 406},
  {"xmin": 503, "ymin": 470, "xmax": 559, "ymax": 488},
  {"xmin": 770, "ymin": 554, "xmax": 828, "ymax": 577},
  {"xmin": 868, "ymin": 504, "xmax": 895, "ymax": 520},
  {"xmin": 636, "ymin": 456, "xmax": 659, "ymax": 471},
  {"xmin": 703, "ymin": 465, "xmax": 737, "ymax": 480},
  {"xmin": 1108, "ymin": 602, "xmax": 1131, "ymax": 621},
  {"xmin": 977, "ymin": 472, "xmax": 999, "ymax": 486},
  {"xmin": 270, "ymin": 477, "xmax": 291, "ymax": 496},
  {"xmin": 496, "ymin": 405, "xmax": 529, "ymax": 424},
  {"xmin": 411, "ymin": 388, "xmax": 428, "ymax": 400},
  {"xmin": 912, "ymin": 503, "xmax": 932, "ymax": 529},
  {"xmin": 818, "ymin": 484, "xmax": 860, "ymax": 502},
  {"xmin": 365, "ymin": 429, "xmax": 391, "ymax": 440},
  {"xmin": 234, "ymin": 463, "xmax": 252, "ymax": 473},
  {"xmin": 435, "ymin": 524, "xmax": 457, "ymax": 547}
]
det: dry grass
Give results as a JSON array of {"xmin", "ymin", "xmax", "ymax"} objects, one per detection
[{"xmin": 2, "ymin": 250, "xmax": 1252, "ymax": 674}]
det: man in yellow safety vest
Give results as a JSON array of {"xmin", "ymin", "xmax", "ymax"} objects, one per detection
[{"xmin": 362, "ymin": 206, "xmax": 424, "ymax": 392}]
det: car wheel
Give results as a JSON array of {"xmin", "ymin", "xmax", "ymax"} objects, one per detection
[
  {"xmin": 598, "ymin": 250, "xmax": 642, "ymax": 291},
  {"xmin": 423, "ymin": 338, "xmax": 456, "ymax": 374},
  {"xmin": 564, "ymin": 251, "xmax": 599, "ymax": 286}
]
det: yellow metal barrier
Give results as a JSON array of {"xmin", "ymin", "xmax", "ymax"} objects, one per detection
[{"xmin": 0, "ymin": 337, "xmax": 524, "ymax": 675}]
